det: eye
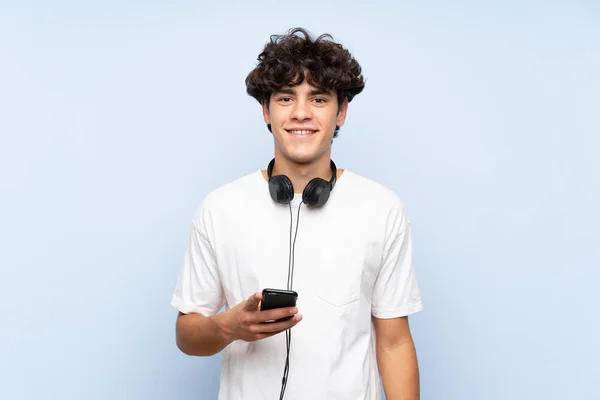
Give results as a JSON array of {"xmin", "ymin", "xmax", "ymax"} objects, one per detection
[
  {"xmin": 278, "ymin": 97, "xmax": 292, "ymax": 103},
  {"xmin": 314, "ymin": 98, "xmax": 327, "ymax": 104}
]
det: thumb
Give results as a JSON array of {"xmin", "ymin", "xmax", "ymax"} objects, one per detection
[{"xmin": 243, "ymin": 292, "xmax": 262, "ymax": 311}]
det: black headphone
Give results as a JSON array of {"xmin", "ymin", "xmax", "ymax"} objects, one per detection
[{"xmin": 267, "ymin": 158, "xmax": 337, "ymax": 208}]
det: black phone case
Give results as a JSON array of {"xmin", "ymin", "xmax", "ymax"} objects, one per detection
[{"xmin": 260, "ymin": 289, "xmax": 298, "ymax": 322}]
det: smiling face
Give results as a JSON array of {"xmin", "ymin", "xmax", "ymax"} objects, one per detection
[{"xmin": 262, "ymin": 79, "xmax": 348, "ymax": 166}]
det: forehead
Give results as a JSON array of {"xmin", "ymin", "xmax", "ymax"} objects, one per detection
[{"xmin": 275, "ymin": 81, "xmax": 334, "ymax": 95}]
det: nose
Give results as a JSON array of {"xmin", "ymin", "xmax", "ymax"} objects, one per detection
[{"xmin": 290, "ymin": 100, "xmax": 312, "ymax": 121}]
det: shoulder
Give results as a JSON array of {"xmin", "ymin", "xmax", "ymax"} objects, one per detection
[
  {"xmin": 341, "ymin": 170, "xmax": 407, "ymax": 210},
  {"xmin": 193, "ymin": 170, "xmax": 264, "ymax": 220},
  {"xmin": 340, "ymin": 170, "xmax": 411, "ymax": 234}
]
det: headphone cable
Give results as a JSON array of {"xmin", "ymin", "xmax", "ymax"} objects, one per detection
[
  {"xmin": 279, "ymin": 201, "xmax": 302, "ymax": 400},
  {"xmin": 288, "ymin": 202, "xmax": 302, "ymax": 290}
]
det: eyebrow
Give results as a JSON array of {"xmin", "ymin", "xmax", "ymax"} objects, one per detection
[{"xmin": 275, "ymin": 88, "xmax": 332, "ymax": 97}]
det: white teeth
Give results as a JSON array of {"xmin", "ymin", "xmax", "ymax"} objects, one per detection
[{"xmin": 288, "ymin": 130, "xmax": 315, "ymax": 135}]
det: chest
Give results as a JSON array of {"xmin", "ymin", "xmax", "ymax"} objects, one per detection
[{"xmin": 214, "ymin": 206, "xmax": 384, "ymax": 310}]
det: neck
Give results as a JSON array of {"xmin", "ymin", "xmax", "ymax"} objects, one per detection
[{"xmin": 271, "ymin": 155, "xmax": 334, "ymax": 194}]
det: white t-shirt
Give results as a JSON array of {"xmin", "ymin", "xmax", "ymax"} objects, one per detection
[{"xmin": 171, "ymin": 168, "xmax": 423, "ymax": 400}]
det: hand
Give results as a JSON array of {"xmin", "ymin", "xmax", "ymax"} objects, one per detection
[{"xmin": 216, "ymin": 292, "xmax": 302, "ymax": 343}]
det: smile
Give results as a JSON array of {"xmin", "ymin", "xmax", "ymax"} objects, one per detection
[{"xmin": 286, "ymin": 129, "xmax": 317, "ymax": 135}]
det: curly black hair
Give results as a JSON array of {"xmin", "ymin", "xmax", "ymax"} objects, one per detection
[{"xmin": 245, "ymin": 27, "xmax": 365, "ymax": 138}]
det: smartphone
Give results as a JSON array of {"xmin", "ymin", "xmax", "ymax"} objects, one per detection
[{"xmin": 260, "ymin": 288, "xmax": 298, "ymax": 322}]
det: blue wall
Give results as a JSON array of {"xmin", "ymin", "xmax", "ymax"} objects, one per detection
[{"xmin": 1, "ymin": 1, "xmax": 598, "ymax": 399}]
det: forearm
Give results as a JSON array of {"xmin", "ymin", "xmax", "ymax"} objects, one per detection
[
  {"xmin": 175, "ymin": 312, "xmax": 233, "ymax": 356},
  {"xmin": 377, "ymin": 340, "xmax": 420, "ymax": 400}
]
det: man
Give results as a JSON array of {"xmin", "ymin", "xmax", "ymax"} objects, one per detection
[{"xmin": 171, "ymin": 27, "xmax": 423, "ymax": 400}]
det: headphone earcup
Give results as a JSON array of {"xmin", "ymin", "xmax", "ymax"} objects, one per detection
[
  {"xmin": 302, "ymin": 178, "xmax": 331, "ymax": 208},
  {"xmin": 269, "ymin": 175, "xmax": 295, "ymax": 204}
]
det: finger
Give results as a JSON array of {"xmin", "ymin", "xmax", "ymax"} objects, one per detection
[
  {"xmin": 254, "ymin": 329, "xmax": 288, "ymax": 341},
  {"xmin": 256, "ymin": 313, "xmax": 302, "ymax": 333},
  {"xmin": 243, "ymin": 292, "xmax": 262, "ymax": 311},
  {"xmin": 259, "ymin": 306, "xmax": 298, "ymax": 323}
]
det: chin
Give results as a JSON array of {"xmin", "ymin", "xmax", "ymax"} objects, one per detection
[
  {"xmin": 275, "ymin": 139, "xmax": 330, "ymax": 165},
  {"xmin": 281, "ymin": 151, "xmax": 325, "ymax": 165}
]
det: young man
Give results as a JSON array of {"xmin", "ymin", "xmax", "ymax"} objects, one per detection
[{"xmin": 171, "ymin": 28, "xmax": 423, "ymax": 400}]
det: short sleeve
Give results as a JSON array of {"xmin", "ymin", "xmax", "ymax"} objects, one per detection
[
  {"xmin": 371, "ymin": 203, "xmax": 423, "ymax": 319},
  {"xmin": 171, "ymin": 202, "xmax": 225, "ymax": 316}
]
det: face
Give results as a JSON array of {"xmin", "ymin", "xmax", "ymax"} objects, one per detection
[{"xmin": 262, "ymin": 79, "xmax": 348, "ymax": 165}]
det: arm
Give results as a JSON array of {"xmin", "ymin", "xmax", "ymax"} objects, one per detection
[
  {"xmin": 172, "ymin": 201, "xmax": 230, "ymax": 356},
  {"xmin": 175, "ymin": 292, "xmax": 302, "ymax": 356},
  {"xmin": 373, "ymin": 316, "xmax": 420, "ymax": 400},
  {"xmin": 175, "ymin": 312, "xmax": 232, "ymax": 356},
  {"xmin": 370, "ymin": 201, "xmax": 422, "ymax": 398}
]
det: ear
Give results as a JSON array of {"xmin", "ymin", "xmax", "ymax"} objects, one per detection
[
  {"xmin": 336, "ymin": 97, "xmax": 349, "ymax": 127},
  {"xmin": 262, "ymin": 101, "xmax": 271, "ymax": 124}
]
